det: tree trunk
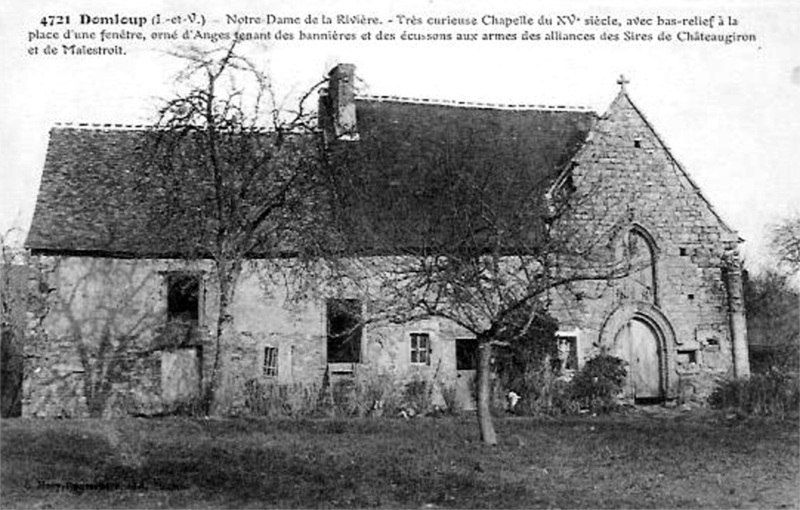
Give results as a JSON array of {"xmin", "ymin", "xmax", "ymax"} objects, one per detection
[
  {"xmin": 206, "ymin": 261, "xmax": 241, "ymax": 415},
  {"xmin": 476, "ymin": 341, "xmax": 497, "ymax": 445}
]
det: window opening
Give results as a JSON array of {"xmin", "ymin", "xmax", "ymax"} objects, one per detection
[
  {"xmin": 557, "ymin": 334, "xmax": 579, "ymax": 371},
  {"xmin": 620, "ymin": 228, "xmax": 657, "ymax": 304},
  {"xmin": 326, "ymin": 299, "xmax": 362, "ymax": 363},
  {"xmin": 410, "ymin": 333, "xmax": 431, "ymax": 365},
  {"xmin": 677, "ymin": 349, "xmax": 698, "ymax": 368},
  {"xmin": 263, "ymin": 346, "xmax": 278, "ymax": 377},
  {"xmin": 167, "ymin": 273, "xmax": 200, "ymax": 324}
]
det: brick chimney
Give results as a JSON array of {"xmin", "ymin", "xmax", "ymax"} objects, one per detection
[{"xmin": 319, "ymin": 63, "xmax": 358, "ymax": 142}]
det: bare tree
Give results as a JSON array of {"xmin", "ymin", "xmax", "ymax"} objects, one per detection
[
  {"xmin": 771, "ymin": 215, "xmax": 800, "ymax": 273},
  {"xmin": 145, "ymin": 42, "xmax": 327, "ymax": 413},
  {"xmin": 324, "ymin": 123, "xmax": 642, "ymax": 444}
]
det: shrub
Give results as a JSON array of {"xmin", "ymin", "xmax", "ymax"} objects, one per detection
[
  {"xmin": 551, "ymin": 379, "xmax": 581, "ymax": 415},
  {"xmin": 749, "ymin": 343, "xmax": 800, "ymax": 374},
  {"xmin": 709, "ymin": 368, "xmax": 800, "ymax": 419},
  {"xmin": 494, "ymin": 313, "xmax": 560, "ymax": 391},
  {"xmin": 493, "ymin": 311, "xmax": 574, "ymax": 416},
  {"xmin": 570, "ymin": 354, "xmax": 627, "ymax": 413},
  {"xmin": 283, "ymin": 384, "xmax": 322, "ymax": 417},
  {"xmin": 326, "ymin": 367, "xmax": 404, "ymax": 418},
  {"xmin": 440, "ymin": 384, "xmax": 459, "ymax": 415},
  {"xmin": 401, "ymin": 376, "xmax": 431, "ymax": 415},
  {"xmin": 242, "ymin": 379, "xmax": 320, "ymax": 418},
  {"xmin": 502, "ymin": 356, "xmax": 579, "ymax": 416},
  {"xmin": 331, "ymin": 378, "xmax": 360, "ymax": 416},
  {"xmin": 355, "ymin": 366, "xmax": 403, "ymax": 416}
]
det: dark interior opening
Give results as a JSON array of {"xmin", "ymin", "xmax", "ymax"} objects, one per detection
[
  {"xmin": 456, "ymin": 338, "xmax": 478, "ymax": 370},
  {"xmin": 327, "ymin": 299, "xmax": 362, "ymax": 363},
  {"xmin": 167, "ymin": 273, "xmax": 200, "ymax": 323}
]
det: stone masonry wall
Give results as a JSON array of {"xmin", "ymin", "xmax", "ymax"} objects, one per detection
[
  {"xmin": 546, "ymin": 91, "xmax": 740, "ymax": 401},
  {"xmin": 24, "ymin": 257, "xmax": 211, "ymax": 417},
  {"xmin": 23, "ymin": 93, "xmax": 742, "ymax": 415},
  {"xmin": 24, "ymin": 256, "xmax": 478, "ymax": 417}
]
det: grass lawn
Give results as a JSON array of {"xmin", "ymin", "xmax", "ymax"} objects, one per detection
[{"xmin": 1, "ymin": 412, "xmax": 798, "ymax": 508}]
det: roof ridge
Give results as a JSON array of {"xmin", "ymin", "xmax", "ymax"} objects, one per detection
[
  {"xmin": 53, "ymin": 97, "xmax": 596, "ymax": 131},
  {"xmin": 51, "ymin": 122, "xmax": 283, "ymax": 133},
  {"xmin": 53, "ymin": 122, "xmax": 154, "ymax": 130},
  {"xmin": 357, "ymin": 94, "xmax": 594, "ymax": 112}
]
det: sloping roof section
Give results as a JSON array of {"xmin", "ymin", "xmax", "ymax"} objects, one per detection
[
  {"xmin": 26, "ymin": 100, "xmax": 597, "ymax": 257},
  {"xmin": 27, "ymin": 129, "xmax": 162, "ymax": 255},
  {"xmin": 328, "ymin": 99, "xmax": 597, "ymax": 254}
]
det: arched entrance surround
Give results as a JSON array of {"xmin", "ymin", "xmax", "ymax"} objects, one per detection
[{"xmin": 598, "ymin": 301, "xmax": 676, "ymax": 400}]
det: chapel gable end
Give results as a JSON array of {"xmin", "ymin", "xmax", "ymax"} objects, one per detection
[{"xmin": 566, "ymin": 76, "xmax": 738, "ymax": 252}]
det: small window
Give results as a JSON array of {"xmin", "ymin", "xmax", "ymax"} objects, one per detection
[
  {"xmin": 263, "ymin": 347, "xmax": 278, "ymax": 377},
  {"xmin": 167, "ymin": 273, "xmax": 200, "ymax": 323},
  {"xmin": 677, "ymin": 349, "xmax": 698, "ymax": 368},
  {"xmin": 557, "ymin": 335, "xmax": 578, "ymax": 371},
  {"xmin": 410, "ymin": 333, "xmax": 430, "ymax": 365},
  {"xmin": 456, "ymin": 338, "xmax": 478, "ymax": 370},
  {"xmin": 327, "ymin": 299, "xmax": 362, "ymax": 363}
]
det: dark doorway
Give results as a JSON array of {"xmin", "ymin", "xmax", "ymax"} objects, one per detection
[
  {"xmin": 455, "ymin": 338, "xmax": 479, "ymax": 410},
  {"xmin": 456, "ymin": 338, "xmax": 478, "ymax": 370}
]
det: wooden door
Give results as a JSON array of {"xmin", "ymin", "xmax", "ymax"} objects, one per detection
[
  {"xmin": 615, "ymin": 319, "xmax": 661, "ymax": 399},
  {"xmin": 629, "ymin": 319, "xmax": 660, "ymax": 398}
]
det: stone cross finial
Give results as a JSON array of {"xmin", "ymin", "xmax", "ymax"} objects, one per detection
[{"xmin": 617, "ymin": 74, "xmax": 630, "ymax": 92}]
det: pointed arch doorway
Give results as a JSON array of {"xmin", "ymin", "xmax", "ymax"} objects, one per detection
[{"xmin": 600, "ymin": 302, "xmax": 675, "ymax": 402}]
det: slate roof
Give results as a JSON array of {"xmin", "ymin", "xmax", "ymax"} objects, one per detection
[
  {"xmin": 332, "ymin": 99, "xmax": 596, "ymax": 253},
  {"xmin": 26, "ymin": 98, "xmax": 597, "ymax": 257},
  {"xmin": 27, "ymin": 129, "xmax": 170, "ymax": 255}
]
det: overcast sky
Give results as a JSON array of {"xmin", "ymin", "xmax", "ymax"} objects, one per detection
[{"xmin": 1, "ymin": 0, "xmax": 798, "ymax": 271}]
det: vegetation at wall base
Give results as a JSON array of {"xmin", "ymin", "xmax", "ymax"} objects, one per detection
[
  {"xmin": 497, "ymin": 348, "xmax": 628, "ymax": 417},
  {"xmin": 568, "ymin": 354, "xmax": 628, "ymax": 414},
  {"xmin": 241, "ymin": 366, "xmax": 462, "ymax": 419},
  {"xmin": 709, "ymin": 368, "xmax": 800, "ymax": 420}
]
